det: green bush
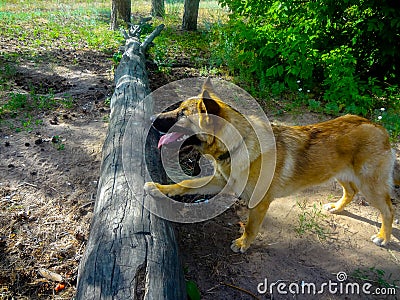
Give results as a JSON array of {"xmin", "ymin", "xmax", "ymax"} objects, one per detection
[{"xmin": 214, "ymin": 0, "xmax": 400, "ymax": 121}]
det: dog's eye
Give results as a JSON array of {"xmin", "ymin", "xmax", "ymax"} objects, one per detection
[{"xmin": 178, "ymin": 110, "xmax": 186, "ymax": 118}]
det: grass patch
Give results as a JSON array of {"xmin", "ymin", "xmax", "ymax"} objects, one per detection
[
  {"xmin": 0, "ymin": 89, "xmax": 70, "ymax": 132},
  {"xmin": 0, "ymin": 0, "xmax": 126, "ymax": 131},
  {"xmin": 0, "ymin": 5, "xmax": 124, "ymax": 59},
  {"xmin": 295, "ymin": 200, "xmax": 333, "ymax": 242},
  {"xmin": 1, "ymin": 90, "xmax": 71, "ymax": 114},
  {"xmin": 147, "ymin": 26, "xmax": 211, "ymax": 71},
  {"xmin": 351, "ymin": 267, "xmax": 399, "ymax": 291},
  {"xmin": 0, "ymin": 63, "xmax": 17, "ymax": 91},
  {"xmin": 142, "ymin": 1, "xmax": 227, "ymax": 75}
]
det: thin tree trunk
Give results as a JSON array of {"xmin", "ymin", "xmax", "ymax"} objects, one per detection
[
  {"xmin": 182, "ymin": 0, "xmax": 200, "ymax": 31},
  {"xmin": 110, "ymin": 0, "xmax": 132, "ymax": 30},
  {"xmin": 151, "ymin": 0, "xmax": 165, "ymax": 18},
  {"xmin": 110, "ymin": 0, "xmax": 118, "ymax": 30}
]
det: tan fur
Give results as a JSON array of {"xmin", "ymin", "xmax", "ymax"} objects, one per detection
[{"xmin": 145, "ymin": 79, "xmax": 398, "ymax": 253}]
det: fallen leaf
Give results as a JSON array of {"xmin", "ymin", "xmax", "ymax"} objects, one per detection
[{"xmin": 54, "ymin": 283, "xmax": 65, "ymax": 292}]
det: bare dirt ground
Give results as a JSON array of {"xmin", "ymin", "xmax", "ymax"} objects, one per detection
[
  {"xmin": 1, "ymin": 53, "xmax": 400, "ymax": 300},
  {"xmin": 0, "ymin": 51, "xmax": 112, "ymax": 299}
]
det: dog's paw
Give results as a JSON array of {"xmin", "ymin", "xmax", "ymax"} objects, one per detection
[
  {"xmin": 323, "ymin": 203, "xmax": 343, "ymax": 213},
  {"xmin": 371, "ymin": 234, "xmax": 388, "ymax": 247},
  {"xmin": 144, "ymin": 182, "xmax": 163, "ymax": 198},
  {"xmin": 230, "ymin": 238, "xmax": 250, "ymax": 253}
]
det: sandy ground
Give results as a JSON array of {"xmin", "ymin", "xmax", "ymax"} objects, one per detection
[{"xmin": 1, "ymin": 58, "xmax": 399, "ymax": 300}]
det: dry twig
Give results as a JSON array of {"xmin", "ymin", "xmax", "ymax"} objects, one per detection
[{"xmin": 221, "ymin": 282, "xmax": 261, "ymax": 300}]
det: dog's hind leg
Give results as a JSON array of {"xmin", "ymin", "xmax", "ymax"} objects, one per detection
[
  {"xmin": 231, "ymin": 198, "xmax": 272, "ymax": 253},
  {"xmin": 360, "ymin": 154, "xmax": 394, "ymax": 246},
  {"xmin": 362, "ymin": 188, "xmax": 394, "ymax": 246},
  {"xmin": 324, "ymin": 180, "xmax": 358, "ymax": 213}
]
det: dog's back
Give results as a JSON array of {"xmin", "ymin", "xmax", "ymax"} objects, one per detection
[{"xmin": 271, "ymin": 115, "xmax": 393, "ymax": 195}]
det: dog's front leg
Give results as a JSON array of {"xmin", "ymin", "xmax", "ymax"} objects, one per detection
[
  {"xmin": 231, "ymin": 198, "xmax": 272, "ymax": 253},
  {"xmin": 144, "ymin": 174, "xmax": 226, "ymax": 198}
]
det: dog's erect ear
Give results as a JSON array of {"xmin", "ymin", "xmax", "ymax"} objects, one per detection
[
  {"xmin": 197, "ymin": 78, "xmax": 220, "ymax": 142},
  {"xmin": 198, "ymin": 78, "xmax": 220, "ymax": 116},
  {"xmin": 202, "ymin": 77, "xmax": 213, "ymax": 91},
  {"xmin": 199, "ymin": 96, "xmax": 220, "ymax": 116}
]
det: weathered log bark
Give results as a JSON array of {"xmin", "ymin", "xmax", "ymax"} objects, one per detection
[{"xmin": 76, "ymin": 23, "xmax": 186, "ymax": 300}]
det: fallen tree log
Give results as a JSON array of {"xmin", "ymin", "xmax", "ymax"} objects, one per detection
[{"xmin": 76, "ymin": 22, "xmax": 186, "ymax": 300}]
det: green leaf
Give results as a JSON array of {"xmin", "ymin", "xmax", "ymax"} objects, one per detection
[{"xmin": 186, "ymin": 280, "xmax": 201, "ymax": 300}]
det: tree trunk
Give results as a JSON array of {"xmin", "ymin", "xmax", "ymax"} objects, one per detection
[
  {"xmin": 151, "ymin": 0, "xmax": 165, "ymax": 17},
  {"xmin": 110, "ymin": 0, "xmax": 132, "ymax": 30},
  {"xmin": 76, "ymin": 22, "xmax": 187, "ymax": 300},
  {"xmin": 182, "ymin": 0, "xmax": 200, "ymax": 31}
]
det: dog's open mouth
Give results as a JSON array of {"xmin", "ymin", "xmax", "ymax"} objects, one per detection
[{"xmin": 157, "ymin": 132, "xmax": 190, "ymax": 149}]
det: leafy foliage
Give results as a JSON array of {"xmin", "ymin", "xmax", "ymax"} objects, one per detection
[{"xmin": 214, "ymin": 0, "xmax": 400, "ymax": 124}]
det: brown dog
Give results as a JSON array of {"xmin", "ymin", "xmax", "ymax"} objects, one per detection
[{"xmin": 145, "ymin": 78, "xmax": 399, "ymax": 252}]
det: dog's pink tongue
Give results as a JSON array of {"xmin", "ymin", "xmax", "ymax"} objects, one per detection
[{"xmin": 158, "ymin": 132, "xmax": 184, "ymax": 149}]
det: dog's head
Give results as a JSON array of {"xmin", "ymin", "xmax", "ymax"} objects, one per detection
[{"xmin": 152, "ymin": 78, "xmax": 223, "ymax": 149}]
